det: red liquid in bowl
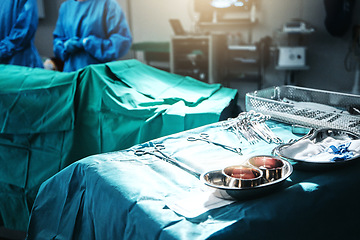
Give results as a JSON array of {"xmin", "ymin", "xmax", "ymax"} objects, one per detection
[
  {"xmin": 250, "ymin": 156, "xmax": 283, "ymax": 169},
  {"xmin": 226, "ymin": 167, "xmax": 261, "ymax": 179}
]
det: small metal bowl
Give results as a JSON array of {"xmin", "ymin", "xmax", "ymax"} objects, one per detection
[
  {"xmin": 222, "ymin": 165, "xmax": 263, "ymax": 188},
  {"xmin": 248, "ymin": 155, "xmax": 285, "ymax": 182}
]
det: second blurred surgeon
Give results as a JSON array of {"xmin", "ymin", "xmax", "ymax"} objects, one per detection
[
  {"xmin": 53, "ymin": 0, "xmax": 132, "ymax": 72},
  {"xmin": 0, "ymin": 0, "xmax": 43, "ymax": 68}
]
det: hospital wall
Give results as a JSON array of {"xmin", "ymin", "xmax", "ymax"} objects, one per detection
[{"xmin": 35, "ymin": 0, "xmax": 360, "ymax": 93}]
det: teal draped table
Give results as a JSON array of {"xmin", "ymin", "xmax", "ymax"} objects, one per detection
[
  {"xmin": 0, "ymin": 60, "xmax": 238, "ymax": 231},
  {"xmin": 27, "ymin": 121, "xmax": 360, "ymax": 239}
]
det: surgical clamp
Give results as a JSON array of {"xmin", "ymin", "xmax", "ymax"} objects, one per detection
[
  {"xmin": 187, "ymin": 133, "xmax": 242, "ymax": 155},
  {"xmin": 134, "ymin": 144, "xmax": 201, "ymax": 179}
]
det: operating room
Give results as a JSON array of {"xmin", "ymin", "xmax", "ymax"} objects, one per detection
[
  {"xmin": 34, "ymin": 0, "xmax": 360, "ymax": 96},
  {"xmin": 1, "ymin": 0, "xmax": 360, "ymax": 239}
]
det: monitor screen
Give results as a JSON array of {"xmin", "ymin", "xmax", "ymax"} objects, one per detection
[
  {"xmin": 194, "ymin": 0, "xmax": 254, "ymax": 22},
  {"xmin": 194, "ymin": 0, "xmax": 253, "ymax": 13}
]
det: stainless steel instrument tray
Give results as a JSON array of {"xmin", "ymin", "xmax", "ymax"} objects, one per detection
[{"xmin": 245, "ymin": 85, "xmax": 360, "ymax": 134}]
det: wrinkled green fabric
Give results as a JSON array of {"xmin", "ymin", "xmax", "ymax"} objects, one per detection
[
  {"xmin": 0, "ymin": 65, "xmax": 76, "ymax": 134},
  {"xmin": 67, "ymin": 60, "xmax": 237, "ymax": 161},
  {"xmin": 0, "ymin": 60, "xmax": 238, "ymax": 231},
  {"xmin": 0, "ymin": 65, "xmax": 77, "ymax": 230}
]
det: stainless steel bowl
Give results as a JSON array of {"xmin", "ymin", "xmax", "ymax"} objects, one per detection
[
  {"xmin": 222, "ymin": 165, "xmax": 263, "ymax": 188},
  {"xmin": 248, "ymin": 155, "xmax": 285, "ymax": 182}
]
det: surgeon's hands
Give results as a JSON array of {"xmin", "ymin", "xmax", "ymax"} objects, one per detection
[{"xmin": 64, "ymin": 38, "xmax": 83, "ymax": 54}]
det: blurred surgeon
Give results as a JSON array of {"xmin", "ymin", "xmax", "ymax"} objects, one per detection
[
  {"xmin": 0, "ymin": 0, "xmax": 43, "ymax": 68},
  {"xmin": 53, "ymin": 0, "xmax": 132, "ymax": 72}
]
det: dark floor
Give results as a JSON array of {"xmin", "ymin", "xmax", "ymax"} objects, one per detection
[{"xmin": 0, "ymin": 227, "xmax": 26, "ymax": 240}]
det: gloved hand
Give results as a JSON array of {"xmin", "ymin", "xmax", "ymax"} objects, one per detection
[{"xmin": 64, "ymin": 38, "xmax": 83, "ymax": 54}]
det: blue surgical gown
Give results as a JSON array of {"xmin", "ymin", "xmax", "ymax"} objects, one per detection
[
  {"xmin": 53, "ymin": 0, "xmax": 132, "ymax": 72},
  {"xmin": 0, "ymin": 0, "xmax": 43, "ymax": 68}
]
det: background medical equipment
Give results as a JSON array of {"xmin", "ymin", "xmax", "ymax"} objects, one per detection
[{"xmin": 277, "ymin": 47, "xmax": 306, "ymax": 67}]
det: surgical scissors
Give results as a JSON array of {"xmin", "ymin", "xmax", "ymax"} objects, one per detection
[
  {"xmin": 134, "ymin": 144, "xmax": 166, "ymax": 158},
  {"xmin": 187, "ymin": 133, "xmax": 242, "ymax": 155},
  {"xmin": 134, "ymin": 143, "xmax": 201, "ymax": 179}
]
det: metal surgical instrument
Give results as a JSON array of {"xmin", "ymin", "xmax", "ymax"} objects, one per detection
[
  {"xmin": 187, "ymin": 133, "xmax": 242, "ymax": 155},
  {"xmin": 134, "ymin": 144, "xmax": 201, "ymax": 179},
  {"xmin": 223, "ymin": 111, "xmax": 283, "ymax": 144}
]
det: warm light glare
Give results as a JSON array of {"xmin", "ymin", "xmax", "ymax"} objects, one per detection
[
  {"xmin": 211, "ymin": 0, "xmax": 246, "ymax": 9},
  {"xmin": 234, "ymin": 2, "xmax": 244, "ymax": 7}
]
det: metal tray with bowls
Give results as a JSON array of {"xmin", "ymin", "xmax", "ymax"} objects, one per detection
[
  {"xmin": 272, "ymin": 128, "xmax": 360, "ymax": 170},
  {"xmin": 201, "ymin": 158, "xmax": 293, "ymax": 200}
]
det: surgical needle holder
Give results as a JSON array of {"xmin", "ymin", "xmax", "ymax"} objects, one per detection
[
  {"xmin": 134, "ymin": 143, "xmax": 201, "ymax": 179},
  {"xmin": 187, "ymin": 133, "xmax": 243, "ymax": 155}
]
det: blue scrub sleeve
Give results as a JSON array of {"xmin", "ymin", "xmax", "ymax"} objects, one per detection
[
  {"xmin": 0, "ymin": 0, "xmax": 39, "ymax": 59},
  {"xmin": 53, "ymin": 12, "xmax": 67, "ymax": 62},
  {"xmin": 53, "ymin": 4, "xmax": 70, "ymax": 62},
  {"xmin": 82, "ymin": 4, "xmax": 132, "ymax": 62},
  {"xmin": 53, "ymin": 39, "xmax": 68, "ymax": 61}
]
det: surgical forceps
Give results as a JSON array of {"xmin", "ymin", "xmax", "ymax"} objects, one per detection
[
  {"xmin": 222, "ymin": 112, "xmax": 260, "ymax": 144},
  {"xmin": 187, "ymin": 133, "xmax": 242, "ymax": 155},
  {"xmin": 248, "ymin": 112, "xmax": 283, "ymax": 144},
  {"xmin": 223, "ymin": 111, "xmax": 283, "ymax": 145},
  {"xmin": 134, "ymin": 144, "xmax": 201, "ymax": 179}
]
